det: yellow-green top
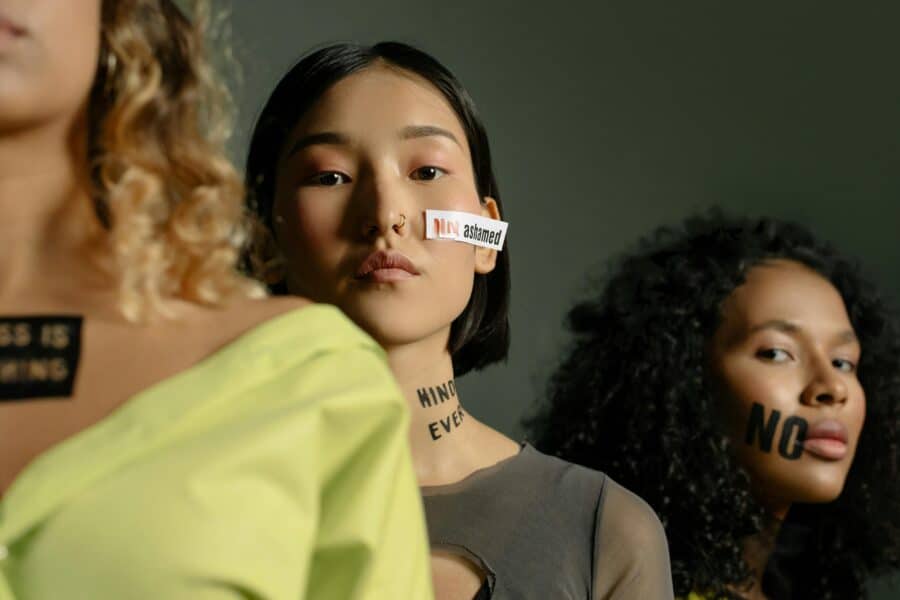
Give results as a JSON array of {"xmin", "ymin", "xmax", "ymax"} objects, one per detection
[{"xmin": 0, "ymin": 305, "xmax": 433, "ymax": 599}]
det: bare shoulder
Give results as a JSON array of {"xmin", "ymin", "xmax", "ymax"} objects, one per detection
[
  {"xmin": 158, "ymin": 294, "xmax": 315, "ymax": 359},
  {"xmin": 468, "ymin": 417, "xmax": 522, "ymax": 464},
  {"xmin": 215, "ymin": 295, "xmax": 314, "ymax": 335}
]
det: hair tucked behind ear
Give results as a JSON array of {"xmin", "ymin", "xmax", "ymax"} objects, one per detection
[{"xmin": 90, "ymin": 0, "xmax": 263, "ymax": 320}]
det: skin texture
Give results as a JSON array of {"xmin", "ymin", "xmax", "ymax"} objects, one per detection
[
  {"xmin": 711, "ymin": 260, "xmax": 865, "ymax": 515},
  {"xmin": 528, "ymin": 214, "xmax": 900, "ymax": 599},
  {"xmin": 274, "ymin": 65, "xmax": 499, "ymax": 347},
  {"xmin": 0, "ymin": 0, "xmax": 100, "ymax": 131},
  {"xmin": 0, "ymin": 0, "xmax": 306, "ymax": 500},
  {"xmin": 273, "ymin": 65, "xmax": 518, "ymax": 600},
  {"xmin": 710, "ymin": 260, "xmax": 866, "ymax": 599}
]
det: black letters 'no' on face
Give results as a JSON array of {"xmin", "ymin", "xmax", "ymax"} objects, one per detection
[{"xmin": 745, "ymin": 401, "xmax": 809, "ymax": 460}]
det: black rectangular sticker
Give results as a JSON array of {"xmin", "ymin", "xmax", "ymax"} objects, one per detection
[{"xmin": 0, "ymin": 316, "xmax": 83, "ymax": 401}]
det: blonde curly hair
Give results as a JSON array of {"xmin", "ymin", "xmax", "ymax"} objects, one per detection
[{"xmin": 90, "ymin": 0, "xmax": 263, "ymax": 320}]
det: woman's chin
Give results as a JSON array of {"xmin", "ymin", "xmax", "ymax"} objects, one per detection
[
  {"xmin": 336, "ymin": 295, "xmax": 464, "ymax": 349},
  {"xmin": 342, "ymin": 310, "xmax": 449, "ymax": 349},
  {"xmin": 755, "ymin": 472, "xmax": 849, "ymax": 507}
]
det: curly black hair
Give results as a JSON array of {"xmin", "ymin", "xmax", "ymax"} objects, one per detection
[{"xmin": 526, "ymin": 211, "xmax": 900, "ymax": 599}]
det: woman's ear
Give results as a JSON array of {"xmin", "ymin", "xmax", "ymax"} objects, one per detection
[{"xmin": 474, "ymin": 197, "xmax": 501, "ymax": 275}]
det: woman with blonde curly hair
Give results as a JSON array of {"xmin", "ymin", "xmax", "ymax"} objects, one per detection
[{"xmin": 0, "ymin": 2, "xmax": 432, "ymax": 598}]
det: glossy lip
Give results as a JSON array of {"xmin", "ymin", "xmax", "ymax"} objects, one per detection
[
  {"xmin": 354, "ymin": 249, "xmax": 420, "ymax": 283},
  {"xmin": 802, "ymin": 419, "xmax": 849, "ymax": 461}
]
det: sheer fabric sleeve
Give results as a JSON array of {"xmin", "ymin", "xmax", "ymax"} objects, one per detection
[{"xmin": 592, "ymin": 478, "xmax": 674, "ymax": 599}]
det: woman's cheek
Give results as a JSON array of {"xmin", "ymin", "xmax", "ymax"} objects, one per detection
[
  {"xmin": 294, "ymin": 193, "xmax": 343, "ymax": 238},
  {"xmin": 718, "ymin": 362, "xmax": 791, "ymax": 445},
  {"xmin": 2, "ymin": 0, "xmax": 101, "ymax": 125},
  {"xmin": 424, "ymin": 178, "xmax": 484, "ymax": 212},
  {"xmin": 424, "ymin": 237, "xmax": 477, "ymax": 305},
  {"xmin": 848, "ymin": 385, "xmax": 866, "ymax": 453}
]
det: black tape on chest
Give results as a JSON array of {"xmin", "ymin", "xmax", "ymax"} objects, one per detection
[{"xmin": 0, "ymin": 316, "xmax": 83, "ymax": 401}]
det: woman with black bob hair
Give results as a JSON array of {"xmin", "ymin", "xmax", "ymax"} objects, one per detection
[
  {"xmin": 246, "ymin": 41, "xmax": 508, "ymax": 376},
  {"xmin": 528, "ymin": 212, "xmax": 900, "ymax": 599},
  {"xmin": 245, "ymin": 42, "xmax": 673, "ymax": 599}
]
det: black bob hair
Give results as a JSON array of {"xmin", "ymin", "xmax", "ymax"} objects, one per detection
[
  {"xmin": 527, "ymin": 212, "xmax": 900, "ymax": 599},
  {"xmin": 245, "ymin": 41, "xmax": 510, "ymax": 377}
]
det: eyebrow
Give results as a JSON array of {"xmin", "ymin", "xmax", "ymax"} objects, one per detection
[
  {"xmin": 399, "ymin": 125, "xmax": 461, "ymax": 147},
  {"xmin": 749, "ymin": 319, "xmax": 799, "ymax": 335},
  {"xmin": 748, "ymin": 319, "xmax": 858, "ymax": 344},
  {"xmin": 284, "ymin": 125, "xmax": 461, "ymax": 159},
  {"xmin": 285, "ymin": 132, "xmax": 350, "ymax": 158}
]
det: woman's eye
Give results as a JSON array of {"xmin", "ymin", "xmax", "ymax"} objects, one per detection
[
  {"xmin": 756, "ymin": 348, "xmax": 792, "ymax": 362},
  {"xmin": 306, "ymin": 171, "xmax": 350, "ymax": 186},
  {"xmin": 833, "ymin": 358, "xmax": 856, "ymax": 373},
  {"xmin": 410, "ymin": 166, "xmax": 447, "ymax": 181}
]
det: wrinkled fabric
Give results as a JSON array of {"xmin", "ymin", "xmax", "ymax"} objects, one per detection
[{"xmin": 0, "ymin": 305, "xmax": 433, "ymax": 600}]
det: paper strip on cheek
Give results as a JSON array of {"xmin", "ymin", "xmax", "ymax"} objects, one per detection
[{"xmin": 424, "ymin": 209, "xmax": 509, "ymax": 251}]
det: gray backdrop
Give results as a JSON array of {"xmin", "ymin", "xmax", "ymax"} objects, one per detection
[{"xmin": 224, "ymin": 1, "xmax": 899, "ymax": 595}]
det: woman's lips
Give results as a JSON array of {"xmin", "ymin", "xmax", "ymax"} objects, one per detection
[
  {"xmin": 802, "ymin": 419, "xmax": 849, "ymax": 461},
  {"xmin": 354, "ymin": 249, "xmax": 419, "ymax": 283}
]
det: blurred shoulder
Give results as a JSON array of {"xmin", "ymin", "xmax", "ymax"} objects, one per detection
[
  {"xmin": 207, "ymin": 296, "xmax": 379, "ymax": 355},
  {"xmin": 214, "ymin": 295, "xmax": 315, "ymax": 335},
  {"xmin": 164, "ymin": 295, "xmax": 371, "ymax": 364},
  {"xmin": 174, "ymin": 294, "xmax": 311, "ymax": 340}
]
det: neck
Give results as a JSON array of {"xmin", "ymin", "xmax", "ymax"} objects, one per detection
[
  {"xmin": 384, "ymin": 328, "xmax": 478, "ymax": 485},
  {"xmin": 737, "ymin": 507, "xmax": 787, "ymax": 600},
  {"xmin": 0, "ymin": 111, "xmax": 102, "ymax": 302}
]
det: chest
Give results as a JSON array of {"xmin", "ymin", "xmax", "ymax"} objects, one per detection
[
  {"xmin": 422, "ymin": 458, "xmax": 604, "ymax": 599},
  {"xmin": 0, "ymin": 320, "xmax": 212, "ymax": 498},
  {"xmin": 431, "ymin": 551, "xmax": 486, "ymax": 600}
]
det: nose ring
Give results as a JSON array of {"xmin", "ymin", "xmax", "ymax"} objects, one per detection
[{"xmin": 393, "ymin": 213, "xmax": 407, "ymax": 232}]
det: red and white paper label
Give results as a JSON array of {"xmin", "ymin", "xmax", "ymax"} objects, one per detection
[{"xmin": 424, "ymin": 209, "xmax": 509, "ymax": 251}]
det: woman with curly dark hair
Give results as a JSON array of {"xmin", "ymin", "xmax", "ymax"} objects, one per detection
[{"xmin": 527, "ymin": 213, "xmax": 900, "ymax": 599}]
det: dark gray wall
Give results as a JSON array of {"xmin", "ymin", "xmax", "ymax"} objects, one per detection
[{"xmin": 225, "ymin": 2, "xmax": 899, "ymax": 595}]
